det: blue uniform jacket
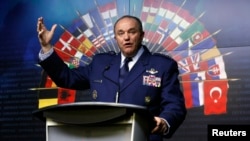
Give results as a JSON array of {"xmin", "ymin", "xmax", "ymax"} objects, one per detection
[{"xmin": 39, "ymin": 46, "xmax": 186, "ymax": 140}]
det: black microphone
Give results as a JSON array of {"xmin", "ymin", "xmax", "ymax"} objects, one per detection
[
  {"xmin": 104, "ymin": 65, "xmax": 110, "ymax": 70},
  {"xmin": 102, "ymin": 65, "xmax": 120, "ymax": 103}
]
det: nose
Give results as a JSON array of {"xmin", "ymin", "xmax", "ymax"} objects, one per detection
[{"xmin": 123, "ymin": 32, "xmax": 130, "ymax": 40}]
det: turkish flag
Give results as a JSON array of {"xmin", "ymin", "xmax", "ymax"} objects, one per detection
[{"xmin": 204, "ymin": 80, "xmax": 228, "ymax": 115}]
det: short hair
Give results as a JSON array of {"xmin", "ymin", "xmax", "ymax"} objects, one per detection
[{"xmin": 113, "ymin": 15, "xmax": 143, "ymax": 33}]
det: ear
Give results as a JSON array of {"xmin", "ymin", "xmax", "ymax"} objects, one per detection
[
  {"xmin": 140, "ymin": 31, "xmax": 145, "ymax": 40},
  {"xmin": 141, "ymin": 31, "xmax": 145, "ymax": 37},
  {"xmin": 114, "ymin": 36, "xmax": 116, "ymax": 40}
]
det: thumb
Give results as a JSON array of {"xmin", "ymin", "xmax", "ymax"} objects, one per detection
[{"xmin": 50, "ymin": 24, "xmax": 57, "ymax": 33}]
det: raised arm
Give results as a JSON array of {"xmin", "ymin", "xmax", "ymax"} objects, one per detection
[{"xmin": 37, "ymin": 17, "xmax": 57, "ymax": 53}]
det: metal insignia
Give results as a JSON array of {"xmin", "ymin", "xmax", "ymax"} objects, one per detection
[
  {"xmin": 94, "ymin": 80, "xmax": 102, "ymax": 83},
  {"xmin": 92, "ymin": 90, "xmax": 98, "ymax": 99},
  {"xmin": 146, "ymin": 68, "xmax": 158, "ymax": 74},
  {"xmin": 145, "ymin": 96, "xmax": 151, "ymax": 104}
]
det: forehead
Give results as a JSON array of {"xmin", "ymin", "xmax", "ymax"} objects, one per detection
[{"xmin": 115, "ymin": 17, "xmax": 139, "ymax": 30}]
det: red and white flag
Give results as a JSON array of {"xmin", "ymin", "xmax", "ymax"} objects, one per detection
[{"xmin": 203, "ymin": 80, "xmax": 228, "ymax": 115}]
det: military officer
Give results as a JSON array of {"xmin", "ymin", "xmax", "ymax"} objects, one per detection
[{"xmin": 37, "ymin": 15, "xmax": 186, "ymax": 141}]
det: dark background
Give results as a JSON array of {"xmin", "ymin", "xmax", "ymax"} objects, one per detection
[{"xmin": 0, "ymin": 0, "xmax": 250, "ymax": 141}]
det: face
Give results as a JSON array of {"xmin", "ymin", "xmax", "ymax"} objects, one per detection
[{"xmin": 114, "ymin": 17, "xmax": 144, "ymax": 57}]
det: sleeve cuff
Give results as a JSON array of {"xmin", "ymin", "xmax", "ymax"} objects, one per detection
[
  {"xmin": 38, "ymin": 48, "xmax": 54, "ymax": 61},
  {"xmin": 161, "ymin": 118, "xmax": 170, "ymax": 135}
]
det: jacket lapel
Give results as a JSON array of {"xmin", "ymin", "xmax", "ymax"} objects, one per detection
[
  {"xmin": 102, "ymin": 54, "xmax": 121, "ymax": 86},
  {"xmin": 102, "ymin": 46, "xmax": 151, "ymax": 91},
  {"xmin": 120, "ymin": 47, "xmax": 151, "ymax": 91}
]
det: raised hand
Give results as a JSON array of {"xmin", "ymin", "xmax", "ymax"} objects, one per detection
[{"xmin": 37, "ymin": 17, "xmax": 57, "ymax": 53}]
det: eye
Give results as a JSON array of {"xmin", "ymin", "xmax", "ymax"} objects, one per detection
[
  {"xmin": 117, "ymin": 31, "xmax": 124, "ymax": 36},
  {"xmin": 128, "ymin": 29, "xmax": 138, "ymax": 34}
]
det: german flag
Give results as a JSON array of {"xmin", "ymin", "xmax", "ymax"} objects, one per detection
[
  {"xmin": 37, "ymin": 70, "xmax": 58, "ymax": 108},
  {"xmin": 36, "ymin": 62, "xmax": 92, "ymax": 109},
  {"xmin": 38, "ymin": 88, "xmax": 58, "ymax": 109}
]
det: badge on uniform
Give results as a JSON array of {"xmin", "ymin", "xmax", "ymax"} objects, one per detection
[
  {"xmin": 146, "ymin": 68, "xmax": 158, "ymax": 74},
  {"xmin": 143, "ymin": 68, "xmax": 161, "ymax": 87},
  {"xmin": 145, "ymin": 96, "xmax": 151, "ymax": 104},
  {"xmin": 92, "ymin": 90, "xmax": 98, "ymax": 99}
]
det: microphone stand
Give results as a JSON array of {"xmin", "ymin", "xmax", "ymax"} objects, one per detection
[{"xmin": 102, "ymin": 65, "xmax": 120, "ymax": 103}]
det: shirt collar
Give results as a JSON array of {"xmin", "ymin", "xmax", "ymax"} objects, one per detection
[{"xmin": 121, "ymin": 46, "xmax": 144, "ymax": 65}]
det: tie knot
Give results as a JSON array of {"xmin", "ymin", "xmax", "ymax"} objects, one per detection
[
  {"xmin": 122, "ymin": 57, "xmax": 132, "ymax": 72},
  {"xmin": 125, "ymin": 57, "xmax": 132, "ymax": 63}
]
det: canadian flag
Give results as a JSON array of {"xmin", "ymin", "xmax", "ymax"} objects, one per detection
[{"xmin": 203, "ymin": 80, "xmax": 228, "ymax": 115}]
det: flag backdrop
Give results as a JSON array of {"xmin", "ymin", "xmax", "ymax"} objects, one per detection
[
  {"xmin": 1, "ymin": 0, "xmax": 250, "ymax": 141},
  {"xmin": 37, "ymin": 0, "xmax": 229, "ymax": 116}
]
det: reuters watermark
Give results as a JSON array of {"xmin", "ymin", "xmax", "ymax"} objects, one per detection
[{"xmin": 208, "ymin": 125, "xmax": 250, "ymax": 140}]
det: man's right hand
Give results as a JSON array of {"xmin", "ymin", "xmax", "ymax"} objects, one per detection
[{"xmin": 37, "ymin": 17, "xmax": 57, "ymax": 53}]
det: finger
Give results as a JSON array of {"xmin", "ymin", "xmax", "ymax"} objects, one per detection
[
  {"xmin": 50, "ymin": 24, "xmax": 57, "ymax": 33},
  {"xmin": 151, "ymin": 125, "xmax": 165, "ymax": 134},
  {"xmin": 37, "ymin": 17, "xmax": 44, "ymax": 32},
  {"xmin": 37, "ymin": 19, "xmax": 42, "ymax": 32},
  {"xmin": 151, "ymin": 126, "xmax": 159, "ymax": 133},
  {"xmin": 38, "ymin": 29, "xmax": 44, "ymax": 37},
  {"xmin": 151, "ymin": 117, "xmax": 167, "ymax": 134}
]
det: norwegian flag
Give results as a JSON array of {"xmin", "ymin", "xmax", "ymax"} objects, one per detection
[
  {"xmin": 152, "ymin": 12, "xmax": 170, "ymax": 45},
  {"xmin": 157, "ymin": 2, "xmax": 179, "ymax": 50},
  {"xmin": 157, "ymin": 20, "xmax": 169, "ymax": 42}
]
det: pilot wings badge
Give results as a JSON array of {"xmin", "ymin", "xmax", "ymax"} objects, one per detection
[{"xmin": 146, "ymin": 68, "xmax": 158, "ymax": 74}]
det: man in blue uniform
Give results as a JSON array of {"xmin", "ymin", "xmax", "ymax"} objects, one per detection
[{"xmin": 37, "ymin": 15, "xmax": 186, "ymax": 141}]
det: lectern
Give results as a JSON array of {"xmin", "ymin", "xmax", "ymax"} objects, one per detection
[{"xmin": 33, "ymin": 102, "xmax": 155, "ymax": 141}]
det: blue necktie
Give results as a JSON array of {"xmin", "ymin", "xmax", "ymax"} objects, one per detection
[{"xmin": 119, "ymin": 57, "xmax": 132, "ymax": 86}]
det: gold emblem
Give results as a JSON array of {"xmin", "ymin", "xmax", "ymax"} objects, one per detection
[
  {"xmin": 145, "ymin": 96, "xmax": 151, "ymax": 104},
  {"xmin": 92, "ymin": 90, "xmax": 98, "ymax": 99}
]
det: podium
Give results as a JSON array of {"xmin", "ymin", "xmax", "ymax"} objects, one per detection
[{"xmin": 33, "ymin": 102, "xmax": 155, "ymax": 141}]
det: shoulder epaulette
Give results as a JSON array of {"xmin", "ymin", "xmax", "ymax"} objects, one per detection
[
  {"xmin": 153, "ymin": 52, "xmax": 174, "ymax": 60},
  {"xmin": 96, "ymin": 51, "xmax": 117, "ymax": 56}
]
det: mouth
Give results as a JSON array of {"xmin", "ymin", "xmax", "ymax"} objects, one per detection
[{"xmin": 124, "ymin": 43, "xmax": 132, "ymax": 47}]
